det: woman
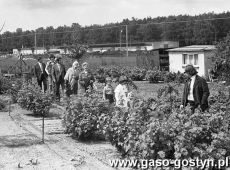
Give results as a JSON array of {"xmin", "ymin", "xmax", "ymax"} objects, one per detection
[
  {"xmin": 114, "ymin": 75, "xmax": 129, "ymax": 108},
  {"xmin": 78, "ymin": 62, "xmax": 95, "ymax": 94},
  {"xmin": 64, "ymin": 61, "xmax": 80, "ymax": 97}
]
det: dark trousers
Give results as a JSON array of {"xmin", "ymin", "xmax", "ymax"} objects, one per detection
[
  {"xmin": 37, "ymin": 74, "xmax": 47, "ymax": 92},
  {"xmin": 55, "ymin": 79, "xmax": 65, "ymax": 101},
  {"xmin": 187, "ymin": 100, "xmax": 207, "ymax": 113},
  {"xmin": 187, "ymin": 100, "xmax": 197, "ymax": 113}
]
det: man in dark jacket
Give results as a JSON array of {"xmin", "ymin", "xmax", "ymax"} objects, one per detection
[
  {"xmin": 52, "ymin": 55, "xmax": 66, "ymax": 101},
  {"xmin": 34, "ymin": 56, "xmax": 47, "ymax": 92},
  {"xmin": 180, "ymin": 65, "xmax": 210, "ymax": 113}
]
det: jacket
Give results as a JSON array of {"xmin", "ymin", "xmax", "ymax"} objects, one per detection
[
  {"xmin": 34, "ymin": 62, "xmax": 47, "ymax": 80},
  {"xmin": 182, "ymin": 75, "xmax": 210, "ymax": 109},
  {"xmin": 52, "ymin": 63, "xmax": 66, "ymax": 82}
]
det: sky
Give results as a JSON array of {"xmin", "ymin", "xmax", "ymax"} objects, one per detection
[{"xmin": 0, "ymin": 0, "xmax": 229, "ymax": 32}]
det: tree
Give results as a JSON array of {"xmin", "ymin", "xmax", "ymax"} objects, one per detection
[
  {"xmin": 68, "ymin": 44, "xmax": 88, "ymax": 63},
  {"xmin": 213, "ymin": 33, "xmax": 230, "ymax": 98}
]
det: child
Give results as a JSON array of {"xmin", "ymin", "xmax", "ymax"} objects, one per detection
[
  {"xmin": 103, "ymin": 77, "xmax": 115, "ymax": 104},
  {"xmin": 126, "ymin": 91, "xmax": 135, "ymax": 109},
  {"xmin": 114, "ymin": 76, "xmax": 129, "ymax": 108}
]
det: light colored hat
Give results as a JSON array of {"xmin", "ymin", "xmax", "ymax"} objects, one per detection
[
  {"xmin": 119, "ymin": 75, "xmax": 128, "ymax": 83},
  {"xmin": 72, "ymin": 61, "xmax": 79, "ymax": 67}
]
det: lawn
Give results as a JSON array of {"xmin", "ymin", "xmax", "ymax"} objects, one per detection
[{"xmin": 133, "ymin": 81, "xmax": 224, "ymax": 100}]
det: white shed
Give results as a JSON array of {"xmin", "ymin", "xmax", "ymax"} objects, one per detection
[{"xmin": 168, "ymin": 45, "xmax": 216, "ymax": 77}]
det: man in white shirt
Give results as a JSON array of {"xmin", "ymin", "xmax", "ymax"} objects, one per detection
[{"xmin": 180, "ymin": 65, "xmax": 210, "ymax": 113}]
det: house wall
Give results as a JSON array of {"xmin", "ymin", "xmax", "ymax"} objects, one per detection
[{"xmin": 169, "ymin": 51, "xmax": 206, "ymax": 76}]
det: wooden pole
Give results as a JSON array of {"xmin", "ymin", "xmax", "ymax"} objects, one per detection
[
  {"xmin": 126, "ymin": 25, "xmax": 128, "ymax": 57},
  {"xmin": 42, "ymin": 115, "xmax": 45, "ymax": 143}
]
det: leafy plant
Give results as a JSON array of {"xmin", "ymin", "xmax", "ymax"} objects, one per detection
[
  {"xmin": 17, "ymin": 81, "xmax": 53, "ymax": 116},
  {"xmin": 62, "ymin": 91, "xmax": 111, "ymax": 140}
]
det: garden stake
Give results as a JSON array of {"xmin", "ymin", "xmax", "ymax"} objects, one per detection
[
  {"xmin": 8, "ymin": 100, "xmax": 11, "ymax": 116},
  {"xmin": 42, "ymin": 114, "xmax": 45, "ymax": 143}
]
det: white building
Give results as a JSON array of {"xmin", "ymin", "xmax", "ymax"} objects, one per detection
[{"xmin": 168, "ymin": 45, "xmax": 216, "ymax": 77}]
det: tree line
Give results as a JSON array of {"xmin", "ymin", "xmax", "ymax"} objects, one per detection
[{"xmin": 1, "ymin": 12, "xmax": 230, "ymax": 52}]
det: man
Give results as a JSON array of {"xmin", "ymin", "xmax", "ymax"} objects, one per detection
[
  {"xmin": 52, "ymin": 55, "xmax": 66, "ymax": 101},
  {"xmin": 45, "ymin": 54, "xmax": 56, "ymax": 93},
  {"xmin": 180, "ymin": 65, "xmax": 210, "ymax": 113},
  {"xmin": 34, "ymin": 56, "xmax": 47, "ymax": 92}
]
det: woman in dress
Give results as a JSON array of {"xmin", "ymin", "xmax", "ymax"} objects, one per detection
[{"xmin": 64, "ymin": 61, "xmax": 80, "ymax": 97}]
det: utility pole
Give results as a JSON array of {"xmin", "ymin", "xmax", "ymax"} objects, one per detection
[
  {"xmin": 35, "ymin": 31, "xmax": 37, "ymax": 54},
  {"xmin": 120, "ymin": 30, "xmax": 122, "ymax": 57},
  {"xmin": 126, "ymin": 25, "xmax": 128, "ymax": 57}
]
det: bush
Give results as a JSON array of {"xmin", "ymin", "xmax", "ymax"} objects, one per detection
[
  {"xmin": 145, "ymin": 69, "xmax": 163, "ymax": 83},
  {"xmin": 17, "ymin": 82, "xmax": 53, "ymax": 116},
  {"xmin": 0, "ymin": 99, "xmax": 6, "ymax": 111},
  {"xmin": 0, "ymin": 76, "xmax": 12, "ymax": 94},
  {"xmin": 62, "ymin": 91, "xmax": 112, "ymax": 140},
  {"xmin": 100, "ymin": 84, "xmax": 230, "ymax": 168},
  {"xmin": 62, "ymin": 79, "xmax": 230, "ymax": 169}
]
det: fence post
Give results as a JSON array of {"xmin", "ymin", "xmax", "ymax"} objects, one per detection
[{"xmin": 42, "ymin": 114, "xmax": 45, "ymax": 143}]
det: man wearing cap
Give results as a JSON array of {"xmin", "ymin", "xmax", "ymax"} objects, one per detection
[
  {"xmin": 180, "ymin": 64, "xmax": 210, "ymax": 113},
  {"xmin": 52, "ymin": 55, "xmax": 66, "ymax": 101},
  {"xmin": 45, "ymin": 54, "xmax": 56, "ymax": 93},
  {"xmin": 34, "ymin": 56, "xmax": 47, "ymax": 92}
]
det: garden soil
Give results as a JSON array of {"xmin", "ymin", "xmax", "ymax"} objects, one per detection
[{"xmin": 0, "ymin": 104, "xmax": 130, "ymax": 170}]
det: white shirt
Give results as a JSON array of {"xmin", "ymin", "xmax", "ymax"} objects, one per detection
[
  {"xmin": 57, "ymin": 63, "xmax": 61, "ymax": 72},
  {"xmin": 114, "ymin": 84, "xmax": 128, "ymax": 107},
  {"xmin": 38, "ymin": 62, "xmax": 43, "ymax": 73},
  {"xmin": 187, "ymin": 75, "xmax": 196, "ymax": 101}
]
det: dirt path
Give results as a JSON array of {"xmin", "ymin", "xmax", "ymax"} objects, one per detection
[{"xmin": 0, "ymin": 104, "xmax": 130, "ymax": 170}]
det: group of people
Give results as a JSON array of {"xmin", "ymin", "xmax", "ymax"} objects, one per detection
[
  {"xmin": 34, "ymin": 54, "xmax": 133, "ymax": 107},
  {"xmin": 34, "ymin": 55, "xmax": 210, "ymax": 112}
]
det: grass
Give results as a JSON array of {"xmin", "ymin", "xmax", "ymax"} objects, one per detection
[{"xmin": 133, "ymin": 81, "xmax": 226, "ymax": 100}]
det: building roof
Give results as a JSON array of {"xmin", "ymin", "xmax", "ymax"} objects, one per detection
[{"xmin": 167, "ymin": 45, "xmax": 216, "ymax": 52}]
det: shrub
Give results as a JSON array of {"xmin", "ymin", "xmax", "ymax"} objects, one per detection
[
  {"xmin": 0, "ymin": 76, "xmax": 12, "ymax": 94},
  {"xmin": 100, "ymin": 84, "xmax": 230, "ymax": 169},
  {"xmin": 17, "ymin": 82, "xmax": 53, "ymax": 116},
  {"xmin": 62, "ymin": 91, "xmax": 112, "ymax": 140},
  {"xmin": 145, "ymin": 69, "xmax": 162, "ymax": 83},
  {"xmin": 0, "ymin": 99, "xmax": 6, "ymax": 111}
]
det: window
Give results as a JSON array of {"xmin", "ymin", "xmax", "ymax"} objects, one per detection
[{"xmin": 182, "ymin": 53, "xmax": 199, "ymax": 66}]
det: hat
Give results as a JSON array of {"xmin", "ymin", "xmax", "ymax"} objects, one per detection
[
  {"xmin": 184, "ymin": 64, "xmax": 198, "ymax": 76},
  {"xmin": 37, "ymin": 56, "xmax": 42, "ymax": 61},
  {"xmin": 119, "ymin": 75, "xmax": 128, "ymax": 83},
  {"xmin": 72, "ymin": 61, "xmax": 79, "ymax": 67}
]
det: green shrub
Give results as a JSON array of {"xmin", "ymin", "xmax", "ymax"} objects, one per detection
[
  {"xmin": 62, "ymin": 91, "xmax": 111, "ymax": 140},
  {"xmin": 0, "ymin": 99, "xmax": 6, "ymax": 111},
  {"xmin": 145, "ymin": 69, "xmax": 162, "ymax": 83},
  {"xmin": 101, "ymin": 84, "xmax": 230, "ymax": 167},
  {"xmin": 17, "ymin": 82, "xmax": 53, "ymax": 116}
]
